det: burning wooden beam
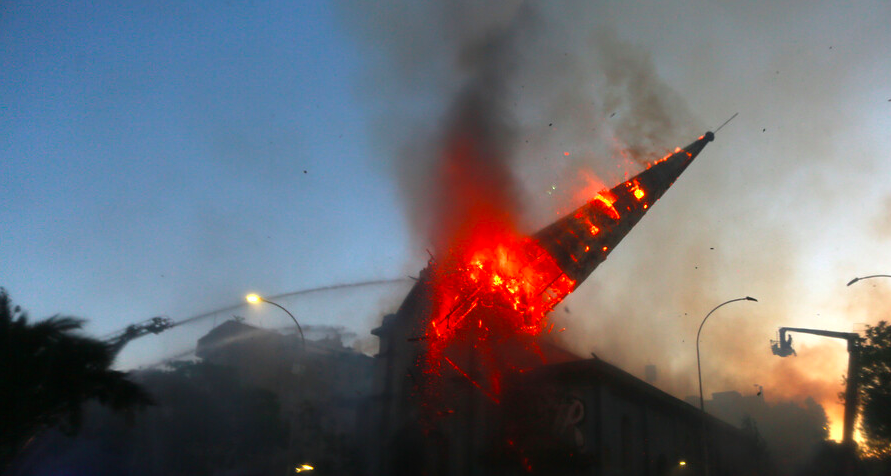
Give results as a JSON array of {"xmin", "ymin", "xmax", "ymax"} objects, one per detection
[
  {"xmin": 535, "ymin": 131, "xmax": 715, "ymax": 289},
  {"xmin": 418, "ymin": 131, "xmax": 717, "ymax": 398}
]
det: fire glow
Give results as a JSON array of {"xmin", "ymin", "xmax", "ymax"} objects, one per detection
[
  {"xmin": 423, "ymin": 226, "xmax": 576, "ymax": 401},
  {"xmin": 421, "ymin": 175, "xmax": 651, "ymax": 399},
  {"xmin": 428, "ymin": 234, "xmax": 575, "ymax": 339},
  {"xmin": 420, "ymin": 127, "xmax": 714, "ymax": 405}
]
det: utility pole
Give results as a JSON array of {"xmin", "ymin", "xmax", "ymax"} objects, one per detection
[{"xmin": 771, "ymin": 326, "xmax": 862, "ymax": 445}]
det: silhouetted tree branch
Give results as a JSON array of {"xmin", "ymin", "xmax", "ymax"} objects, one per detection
[
  {"xmin": 0, "ymin": 288, "xmax": 152, "ymax": 469},
  {"xmin": 858, "ymin": 321, "xmax": 891, "ymax": 457}
]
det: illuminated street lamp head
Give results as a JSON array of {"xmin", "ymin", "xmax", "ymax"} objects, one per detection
[
  {"xmin": 245, "ymin": 293, "xmax": 262, "ymax": 304},
  {"xmin": 295, "ymin": 464, "xmax": 314, "ymax": 473}
]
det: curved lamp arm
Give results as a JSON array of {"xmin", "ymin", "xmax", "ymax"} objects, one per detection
[
  {"xmin": 847, "ymin": 275, "xmax": 891, "ymax": 287},
  {"xmin": 697, "ymin": 296, "xmax": 757, "ymax": 411},
  {"xmin": 246, "ymin": 294, "xmax": 306, "ymax": 353}
]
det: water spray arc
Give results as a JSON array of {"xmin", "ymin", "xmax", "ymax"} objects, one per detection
[
  {"xmin": 173, "ymin": 278, "xmax": 413, "ymax": 329},
  {"xmin": 113, "ymin": 278, "xmax": 412, "ymax": 366}
]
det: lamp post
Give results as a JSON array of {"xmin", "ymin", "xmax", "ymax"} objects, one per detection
[
  {"xmin": 847, "ymin": 275, "xmax": 891, "ymax": 287},
  {"xmin": 245, "ymin": 293, "xmax": 306, "ymax": 352},
  {"xmin": 696, "ymin": 296, "xmax": 758, "ymax": 411},
  {"xmin": 246, "ymin": 293, "xmax": 308, "ymax": 473}
]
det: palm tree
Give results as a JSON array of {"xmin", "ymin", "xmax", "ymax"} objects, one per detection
[{"xmin": 0, "ymin": 288, "xmax": 153, "ymax": 469}]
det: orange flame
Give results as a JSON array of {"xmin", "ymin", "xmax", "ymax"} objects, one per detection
[
  {"xmin": 627, "ymin": 179, "xmax": 645, "ymax": 200},
  {"xmin": 425, "ymin": 226, "xmax": 576, "ymax": 398},
  {"xmin": 592, "ymin": 190, "xmax": 620, "ymax": 220}
]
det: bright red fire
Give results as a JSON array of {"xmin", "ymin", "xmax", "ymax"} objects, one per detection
[
  {"xmin": 427, "ymin": 232, "xmax": 575, "ymax": 339},
  {"xmin": 592, "ymin": 190, "xmax": 620, "ymax": 220},
  {"xmin": 422, "ymin": 153, "xmax": 666, "ymax": 403},
  {"xmin": 422, "ymin": 141, "xmax": 659, "ymax": 403},
  {"xmin": 422, "ymin": 125, "xmax": 577, "ymax": 403},
  {"xmin": 423, "ymin": 226, "xmax": 575, "ymax": 401},
  {"xmin": 420, "ymin": 115, "xmax": 686, "ymax": 405}
]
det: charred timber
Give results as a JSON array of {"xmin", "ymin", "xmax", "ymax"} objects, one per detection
[{"xmin": 535, "ymin": 131, "xmax": 714, "ymax": 289}]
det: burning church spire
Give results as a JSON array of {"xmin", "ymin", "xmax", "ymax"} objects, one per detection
[
  {"xmin": 418, "ymin": 130, "xmax": 718, "ymax": 401},
  {"xmin": 536, "ymin": 131, "xmax": 715, "ymax": 288},
  {"xmin": 367, "ymin": 119, "xmax": 723, "ymax": 476}
]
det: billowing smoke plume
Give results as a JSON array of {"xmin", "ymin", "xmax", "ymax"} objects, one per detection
[
  {"xmin": 335, "ymin": 0, "xmax": 888, "ymax": 446},
  {"xmin": 335, "ymin": 2, "xmax": 700, "ymax": 243}
]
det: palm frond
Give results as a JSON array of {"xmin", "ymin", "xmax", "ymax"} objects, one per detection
[{"xmin": 0, "ymin": 290, "xmax": 153, "ymax": 470}]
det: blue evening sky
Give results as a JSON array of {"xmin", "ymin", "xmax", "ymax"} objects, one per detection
[{"xmin": 2, "ymin": 1, "xmax": 411, "ymax": 344}]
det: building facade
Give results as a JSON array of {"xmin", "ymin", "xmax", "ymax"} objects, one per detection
[{"xmin": 364, "ymin": 282, "xmax": 765, "ymax": 476}]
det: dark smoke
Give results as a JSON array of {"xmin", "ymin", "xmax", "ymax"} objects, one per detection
[
  {"xmin": 335, "ymin": 2, "xmax": 701, "ymax": 242},
  {"xmin": 335, "ymin": 0, "xmax": 889, "ymax": 444},
  {"xmin": 428, "ymin": 25, "xmax": 523, "ymax": 255}
]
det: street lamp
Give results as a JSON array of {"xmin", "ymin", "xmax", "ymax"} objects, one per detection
[
  {"xmin": 847, "ymin": 275, "xmax": 891, "ymax": 287},
  {"xmin": 245, "ymin": 293, "xmax": 306, "ymax": 351},
  {"xmin": 696, "ymin": 296, "xmax": 757, "ymax": 411},
  {"xmin": 245, "ymin": 293, "xmax": 308, "ymax": 471}
]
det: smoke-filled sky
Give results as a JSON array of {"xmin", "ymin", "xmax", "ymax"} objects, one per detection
[{"xmin": 2, "ymin": 1, "xmax": 890, "ymax": 441}]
